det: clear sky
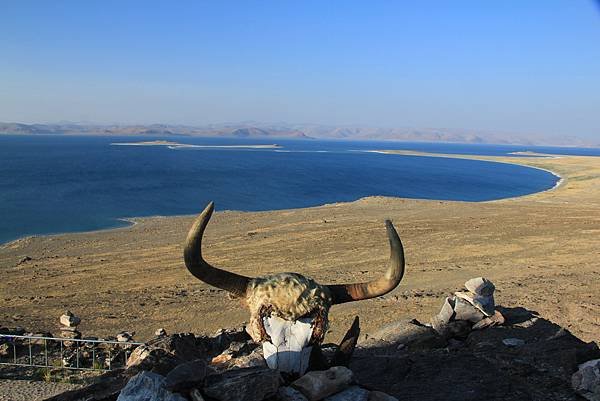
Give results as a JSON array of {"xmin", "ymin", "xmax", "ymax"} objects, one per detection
[{"xmin": 2, "ymin": 1, "xmax": 599, "ymax": 140}]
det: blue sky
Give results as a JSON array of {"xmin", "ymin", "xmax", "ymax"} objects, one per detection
[{"xmin": 1, "ymin": 1, "xmax": 599, "ymax": 139}]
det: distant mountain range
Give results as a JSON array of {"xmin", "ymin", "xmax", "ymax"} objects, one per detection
[{"xmin": 0, "ymin": 121, "xmax": 596, "ymax": 147}]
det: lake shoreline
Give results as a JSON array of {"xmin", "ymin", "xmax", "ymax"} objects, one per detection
[
  {"xmin": 0, "ymin": 150, "xmax": 562, "ymax": 247},
  {"xmin": 1, "ymin": 153, "xmax": 600, "ymax": 343}
]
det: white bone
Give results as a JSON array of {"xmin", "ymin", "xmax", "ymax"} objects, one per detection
[{"xmin": 262, "ymin": 315, "xmax": 314, "ymax": 375}]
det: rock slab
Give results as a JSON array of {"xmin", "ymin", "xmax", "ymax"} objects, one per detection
[
  {"xmin": 277, "ymin": 386, "xmax": 309, "ymax": 401},
  {"xmin": 572, "ymin": 358, "xmax": 600, "ymax": 401},
  {"xmin": 324, "ymin": 385, "xmax": 369, "ymax": 401},
  {"xmin": 165, "ymin": 359, "xmax": 208, "ymax": 392},
  {"xmin": 368, "ymin": 391, "xmax": 399, "ymax": 401},
  {"xmin": 204, "ymin": 366, "xmax": 280, "ymax": 401},
  {"xmin": 117, "ymin": 371, "xmax": 187, "ymax": 401},
  {"xmin": 292, "ymin": 366, "xmax": 353, "ymax": 401}
]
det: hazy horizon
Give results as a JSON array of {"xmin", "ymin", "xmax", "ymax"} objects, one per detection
[{"xmin": 2, "ymin": 1, "xmax": 599, "ymax": 142}]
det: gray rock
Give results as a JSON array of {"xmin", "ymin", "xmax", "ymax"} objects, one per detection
[
  {"xmin": 127, "ymin": 333, "xmax": 207, "ymax": 375},
  {"xmin": 17, "ymin": 256, "xmax": 32, "ymax": 265},
  {"xmin": 502, "ymin": 338, "xmax": 525, "ymax": 347},
  {"xmin": 60, "ymin": 329, "xmax": 82, "ymax": 339},
  {"xmin": 0, "ymin": 343, "xmax": 11, "ymax": 357},
  {"xmin": 572, "ymin": 359, "xmax": 600, "ymax": 401},
  {"xmin": 368, "ymin": 319, "xmax": 446, "ymax": 350},
  {"xmin": 117, "ymin": 331, "xmax": 135, "ymax": 342},
  {"xmin": 211, "ymin": 327, "xmax": 253, "ymax": 352},
  {"xmin": 292, "ymin": 366, "xmax": 353, "ymax": 401},
  {"xmin": 453, "ymin": 297, "xmax": 486, "ymax": 323},
  {"xmin": 0, "ymin": 326, "xmax": 25, "ymax": 335},
  {"xmin": 454, "ymin": 291, "xmax": 495, "ymax": 317},
  {"xmin": 60, "ymin": 311, "xmax": 81, "ymax": 328},
  {"xmin": 230, "ymin": 348, "xmax": 267, "ymax": 369},
  {"xmin": 324, "ymin": 386, "xmax": 369, "ymax": 401},
  {"xmin": 117, "ymin": 371, "xmax": 187, "ymax": 401},
  {"xmin": 472, "ymin": 310, "xmax": 505, "ymax": 330},
  {"xmin": 277, "ymin": 386, "xmax": 309, "ymax": 401},
  {"xmin": 126, "ymin": 344, "xmax": 180, "ymax": 375},
  {"xmin": 61, "ymin": 328, "xmax": 82, "ymax": 347},
  {"xmin": 165, "ymin": 359, "xmax": 208, "ymax": 392},
  {"xmin": 190, "ymin": 389, "xmax": 206, "ymax": 401},
  {"xmin": 464, "ymin": 277, "xmax": 495, "ymax": 296},
  {"xmin": 368, "ymin": 391, "xmax": 399, "ymax": 401},
  {"xmin": 204, "ymin": 366, "xmax": 280, "ymax": 401},
  {"xmin": 431, "ymin": 297, "xmax": 455, "ymax": 332}
]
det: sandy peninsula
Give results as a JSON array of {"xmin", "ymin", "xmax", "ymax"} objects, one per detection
[
  {"xmin": 111, "ymin": 140, "xmax": 282, "ymax": 149},
  {"xmin": 1, "ymin": 152, "xmax": 599, "ymax": 344}
]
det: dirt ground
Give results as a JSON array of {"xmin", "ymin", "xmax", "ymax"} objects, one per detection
[
  {"xmin": 1, "ymin": 152, "xmax": 599, "ymax": 347},
  {"xmin": 0, "ymin": 380, "xmax": 81, "ymax": 401}
]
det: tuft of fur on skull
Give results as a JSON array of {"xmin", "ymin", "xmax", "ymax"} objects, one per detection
[
  {"xmin": 246, "ymin": 273, "xmax": 332, "ymax": 344},
  {"xmin": 183, "ymin": 202, "xmax": 406, "ymax": 374}
]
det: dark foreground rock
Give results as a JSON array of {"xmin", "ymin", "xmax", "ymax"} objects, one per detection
[
  {"xmin": 117, "ymin": 371, "xmax": 186, "ymax": 401},
  {"xmin": 165, "ymin": 359, "xmax": 208, "ymax": 392},
  {"xmin": 203, "ymin": 366, "xmax": 280, "ymax": 401},
  {"xmin": 351, "ymin": 307, "xmax": 600, "ymax": 401},
  {"xmin": 39, "ymin": 307, "xmax": 599, "ymax": 401}
]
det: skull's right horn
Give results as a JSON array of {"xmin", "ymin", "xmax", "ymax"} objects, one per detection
[{"xmin": 327, "ymin": 219, "xmax": 405, "ymax": 304}]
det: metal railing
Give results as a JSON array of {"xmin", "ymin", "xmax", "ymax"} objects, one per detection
[{"xmin": 0, "ymin": 334, "xmax": 144, "ymax": 372}]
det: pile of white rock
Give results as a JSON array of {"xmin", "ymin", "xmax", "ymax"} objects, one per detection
[
  {"xmin": 431, "ymin": 277, "xmax": 505, "ymax": 333},
  {"xmin": 59, "ymin": 311, "xmax": 81, "ymax": 342}
]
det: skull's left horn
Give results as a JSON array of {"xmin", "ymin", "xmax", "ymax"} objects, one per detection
[
  {"xmin": 327, "ymin": 219, "xmax": 405, "ymax": 304},
  {"xmin": 184, "ymin": 202, "xmax": 251, "ymax": 297}
]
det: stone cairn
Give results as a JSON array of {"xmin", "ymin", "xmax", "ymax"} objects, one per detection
[
  {"xmin": 431, "ymin": 277, "xmax": 505, "ymax": 333},
  {"xmin": 59, "ymin": 311, "xmax": 82, "ymax": 343}
]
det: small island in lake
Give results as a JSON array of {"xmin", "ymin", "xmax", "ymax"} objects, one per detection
[{"xmin": 110, "ymin": 140, "xmax": 282, "ymax": 149}]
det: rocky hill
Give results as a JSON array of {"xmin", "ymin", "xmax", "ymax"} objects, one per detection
[{"xmin": 1, "ymin": 122, "xmax": 596, "ymax": 147}]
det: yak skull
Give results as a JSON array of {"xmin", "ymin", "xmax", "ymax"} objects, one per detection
[{"xmin": 183, "ymin": 202, "xmax": 405, "ymax": 374}]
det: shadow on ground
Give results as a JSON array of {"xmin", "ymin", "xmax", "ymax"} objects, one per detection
[{"xmin": 351, "ymin": 307, "xmax": 599, "ymax": 401}]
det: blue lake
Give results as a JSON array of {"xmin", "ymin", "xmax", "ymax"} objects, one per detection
[{"xmin": 1, "ymin": 135, "xmax": 592, "ymax": 244}]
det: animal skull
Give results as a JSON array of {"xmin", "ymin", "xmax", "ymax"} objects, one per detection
[{"xmin": 183, "ymin": 202, "xmax": 405, "ymax": 374}]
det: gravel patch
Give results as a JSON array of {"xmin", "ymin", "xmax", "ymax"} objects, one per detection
[{"xmin": 0, "ymin": 379, "xmax": 82, "ymax": 401}]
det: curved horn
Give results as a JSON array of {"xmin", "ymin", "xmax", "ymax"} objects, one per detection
[
  {"xmin": 184, "ymin": 202, "xmax": 251, "ymax": 297},
  {"xmin": 328, "ymin": 220, "xmax": 405, "ymax": 304}
]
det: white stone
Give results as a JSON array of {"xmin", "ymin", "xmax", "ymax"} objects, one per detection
[
  {"xmin": 292, "ymin": 366, "xmax": 353, "ymax": 401},
  {"xmin": 117, "ymin": 371, "xmax": 187, "ymax": 401},
  {"xmin": 454, "ymin": 291, "xmax": 495, "ymax": 316},
  {"xmin": 60, "ymin": 311, "xmax": 80, "ymax": 328},
  {"xmin": 262, "ymin": 315, "xmax": 313, "ymax": 375},
  {"xmin": 464, "ymin": 277, "xmax": 495, "ymax": 296},
  {"xmin": 453, "ymin": 297, "xmax": 486, "ymax": 323}
]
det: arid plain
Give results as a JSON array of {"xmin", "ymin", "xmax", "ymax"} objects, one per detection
[{"xmin": 1, "ymin": 152, "xmax": 599, "ymax": 344}]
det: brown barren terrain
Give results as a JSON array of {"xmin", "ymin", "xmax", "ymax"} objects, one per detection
[{"xmin": 1, "ymin": 152, "xmax": 599, "ymax": 344}]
